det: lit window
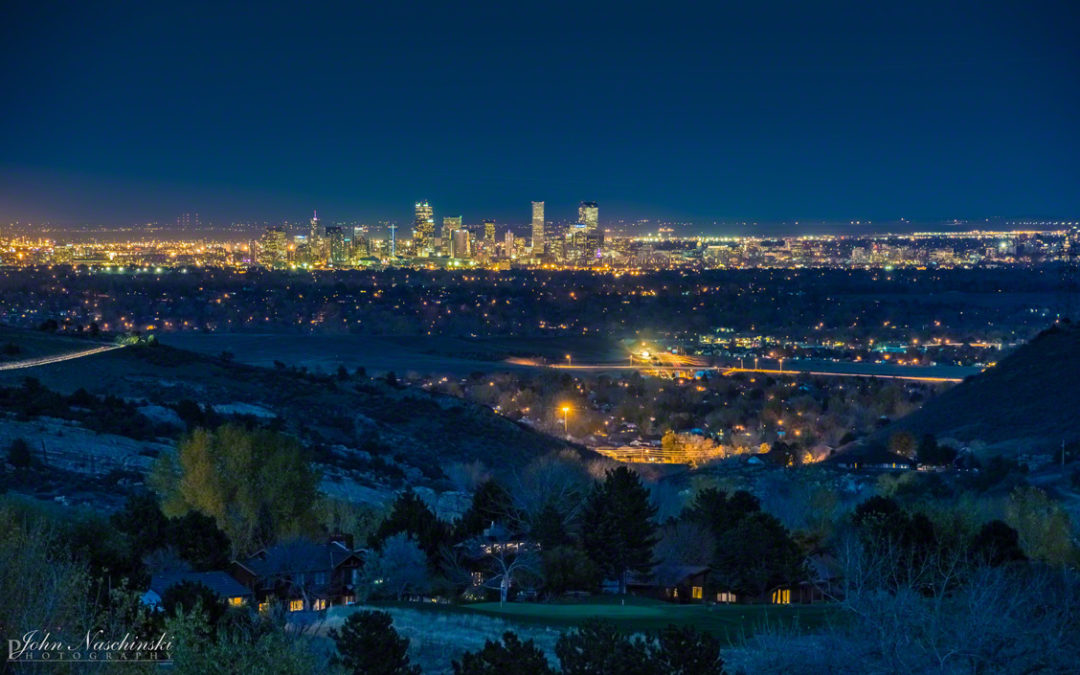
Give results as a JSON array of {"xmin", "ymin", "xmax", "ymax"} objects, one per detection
[
  {"xmin": 228, "ymin": 597, "xmax": 246, "ymax": 607},
  {"xmin": 717, "ymin": 591, "xmax": 736, "ymax": 603},
  {"xmin": 289, "ymin": 599, "xmax": 304, "ymax": 612},
  {"xmin": 692, "ymin": 586, "xmax": 703, "ymax": 600},
  {"xmin": 257, "ymin": 602, "xmax": 269, "ymax": 613},
  {"xmin": 313, "ymin": 598, "xmax": 327, "ymax": 611}
]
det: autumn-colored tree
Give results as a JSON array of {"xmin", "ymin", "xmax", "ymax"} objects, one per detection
[
  {"xmin": 1005, "ymin": 486, "xmax": 1077, "ymax": 566},
  {"xmin": 152, "ymin": 425, "xmax": 319, "ymax": 556}
]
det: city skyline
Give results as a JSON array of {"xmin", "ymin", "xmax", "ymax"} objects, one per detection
[{"xmin": 2, "ymin": 2, "xmax": 1079, "ymax": 225}]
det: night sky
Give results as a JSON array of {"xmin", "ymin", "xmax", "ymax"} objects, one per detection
[{"xmin": 2, "ymin": 1, "xmax": 1078, "ymax": 229}]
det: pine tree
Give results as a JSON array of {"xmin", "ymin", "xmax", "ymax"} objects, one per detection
[
  {"xmin": 453, "ymin": 632, "xmax": 553, "ymax": 675},
  {"xmin": 330, "ymin": 610, "xmax": 420, "ymax": 675},
  {"xmin": 582, "ymin": 467, "xmax": 658, "ymax": 593}
]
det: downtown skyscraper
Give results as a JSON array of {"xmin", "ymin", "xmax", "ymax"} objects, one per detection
[
  {"xmin": 413, "ymin": 200, "xmax": 435, "ymax": 255},
  {"xmin": 531, "ymin": 201, "xmax": 545, "ymax": 252},
  {"xmin": 578, "ymin": 201, "xmax": 599, "ymax": 232}
]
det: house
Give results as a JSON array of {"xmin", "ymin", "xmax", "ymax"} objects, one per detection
[
  {"xmin": 230, "ymin": 537, "xmax": 364, "ymax": 613},
  {"xmin": 828, "ymin": 442, "xmax": 916, "ymax": 471},
  {"xmin": 626, "ymin": 565, "xmax": 710, "ymax": 603},
  {"xmin": 141, "ymin": 571, "xmax": 253, "ymax": 610},
  {"xmin": 753, "ymin": 554, "xmax": 842, "ymax": 605}
]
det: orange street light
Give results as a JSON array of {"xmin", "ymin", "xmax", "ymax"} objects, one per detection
[{"xmin": 561, "ymin": 406, "xmax": 571, "ymax": 434}]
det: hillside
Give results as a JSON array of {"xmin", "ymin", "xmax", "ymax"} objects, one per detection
[
  {"xmin": 877, "ymin": 322, "xmax": 1080, "ymax": 456},
  {"xmin": 0, "ymin": 328, "xmax": 571, "ymax": 486}
]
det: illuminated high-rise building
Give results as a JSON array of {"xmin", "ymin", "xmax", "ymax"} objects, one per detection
[
  {"xmin": 504, "ymin": 230, "xmax": 515, "ymax": 258},
  {"xmin": 442, "ymin": 215, "xmax": 462, "ymax": 238},
  {"xmin": 451, "ymin": 228, "xmax": 470, "ymax": 259},
  {"xmin": 483, "ymin": 219, "xmax": 496, "ymax": 245},
  {"xmin": 442, "ymin": 216, "xmax": 462, "ymax": 255},
  {"xmin": 578, "ymin": 201, "xmax": 599, "ymax": 232},
  {"xmin": 413, "ymin": 201, "xmax": 435, "ymax": 255},
  {"xmin": 326, "ymin": 226, "xmax": 346, "ymax": 265},
  {"xmin": 531, "ymin": 201, "xmax": 545, "ymax": 252},
  {"xmin": 352, "ymin": 226, "xmax": 370, "ymax": 258},
  {"xmin": 257, "ymin": 226, "xmax": 288, "ymax": 269}
]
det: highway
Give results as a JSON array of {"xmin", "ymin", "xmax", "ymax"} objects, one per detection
[
  {"xmin": 0, "ymin": 344, "xmax": 125, "ymax": 371},
  {"xmin": 506, "ymin": 356, "xmax": 979, "ymax": 383}
]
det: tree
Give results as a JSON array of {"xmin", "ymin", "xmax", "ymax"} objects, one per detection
[
  {"xmin": 556, "ymin": 620, "xmax": 656, "ymax": 675},
  {"xmin": 7, "ymin": 437, "xmax": 33, "ymax": 469},
  {"xmin": 111, "ymin": 491, "xmax": 170, "ymax": 557},
  {"xmin": 472, "ymin": 528, "xmax": 541, "ymax": 604},
  {"xmin": 531, "ymin": 503, "xmax": 570, "ymax": 550},
  {"xmin": 1005, "ymin": 486, "xmax": 1076, "ymax": 566},
  {"xmin": 330, "ymin": 610, "xmax": 420, "ymax": 675},
  {"xmin": 161, "ymin": 581, "xmax": 225, "ymax": 626},
  {"xmin": 169, "ymin": 511, "xmax": 232, "ymax": 571},
  {"xmin": 454, "ymin": 479, "xmax": 517, "ymax": 540},
  {"xmin": 971, "ymin": 519, "xmax": 1026, "ymax": 566},
  {"xmin": 581, "ymin": 467, "xmax": 658, "ymax": 593},
  {"xmin": 683, "ymin": 488, "xmax": 760, "ymax": 541},
  {"xmin": 363, "ymin": 533, "xmax": 429, "ymax": 600},
  {"xmin": 542, "ymin": 545, "xmax": 600, "ymax": 596},
  {"xmin": 372, "ymin": 490, "xmax": 449, "ymax": 559},
  {"xmin": 152, "ymin": 425, "xmax": 319, "ymax": 556},
  {"xmin": 654, "ymin": 520, "xmax": 715, "ymax": 586},
  {"xmin": 650, "ymin": 625, "xmax": 726, "ymax": 675},
  {"xmin": 915, "ymin": 434, "xmax": 956, "ymax": 467},
  {"xmin": 453, "ymin": 631, "xmax": 553, "ymax": 675},
  {"xmin": 167, "ymin": 605, "xmax": 325, "ymax": 675},
  {"xmin": 888, "ymin": 431, "xmax": 917, "ymax": 459},
  {"xmin": 713, "ymin": 512, "xmax": 804, "ymax": 599}
]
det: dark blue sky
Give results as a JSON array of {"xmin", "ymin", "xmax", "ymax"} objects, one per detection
[{"xmin": 2, "ymin": 1, "xmax": 1078, "ymax": 229}]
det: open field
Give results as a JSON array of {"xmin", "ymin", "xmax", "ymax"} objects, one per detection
[
  {"xmin": 158, "ymin": 332, "xmax": 979, "ymax": 381},
  {"xmin": 159, "ymin": 333, "xmax": 623, "ymax": 376}
]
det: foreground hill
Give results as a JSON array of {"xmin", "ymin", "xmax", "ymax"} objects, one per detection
[
  {"xmin": 0, "ymin": 328, "xmax": 570, "ymax": 481},
  {"xmin": 877, "ymin": 322, "xmax": 1080, "ymax": 457}
]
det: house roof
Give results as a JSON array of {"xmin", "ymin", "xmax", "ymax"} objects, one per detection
[
  {"xmin": 150, "ymin": 571, "xmax": 252, "ymax": 600},
  {"xmin": 238, "ymin": 539, "xmax": 359, "ymax": 579}
]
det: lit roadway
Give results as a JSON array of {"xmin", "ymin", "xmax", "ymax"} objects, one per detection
[
  {"xmin": 506, "ymin": 356, "xmax": 977, "ymax": 383},
  {"xmin": 0, "ymin": 344, "xmax": 125, "ymax": 371}
]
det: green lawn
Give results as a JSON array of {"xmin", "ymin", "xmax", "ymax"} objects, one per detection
[{"xmin": 371, "ymin": 595, "xmax": 839, "ymax": 642}]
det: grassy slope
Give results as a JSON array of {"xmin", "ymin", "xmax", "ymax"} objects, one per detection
[
  {"xmin": 880, "ymin": 323, "xmax": 1080, "ymax": 454},
  {"xmin": 0, "ymin": 328, "xmax": 569, "ymax": 472},
  {"xmin": 0, "ymin": 326, "xmax": 112, "ymax": 361}
]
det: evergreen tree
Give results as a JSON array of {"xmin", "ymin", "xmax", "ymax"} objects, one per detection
[
  {"xmin": 330, "ymin": 610, "xmax": 420, "ymax": 675},
  {"xmin": 684, "ymin": 487, "xmax": 760, "ymax": 541},
  {"xmin": 454, "ymin": 480, "xmax": 516, "ymax": 540},
  {"xmin": 453, "ymin": 632, "xmax": 553, "ymax": 675},
  {"xmin": 581, "ymin": 467, "xmax": 658, "ymax": 593},
  {"xmin": 169, "ymin": 511, "xmax": 232, "ymax": 571},
  {"xmin": 531, "ymin": 502, "xmax": 570, "ymax": 550},
  {"xmin": 111, "ymin": 491, "xmax": 169, "ymax": 558},
  {"xmin": 556, "ymin": 620, "xmax": 656, "ymax": 675},
  {"xmin": 372, "ymin": 490, "xmax": 449, "ymax": 559},
  {"xmin": 713, "ymin": 512, "xmax": 804, "ymax": 599},
  {"xmin": 650, "ymin": 625, "xmax": 726, "ymax": 675}
]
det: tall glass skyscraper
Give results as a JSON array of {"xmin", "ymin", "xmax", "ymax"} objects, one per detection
[
  {"xmin": 531, "ymin": 201, "xmax": 545, "ymax": 252},
  {"xmin": 413, "ymin": 201, "xmax": 434, "ymax": 254},
  {"xmin": 578, "ymin": 201, "xmax": 599, "ymax": 232}
]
